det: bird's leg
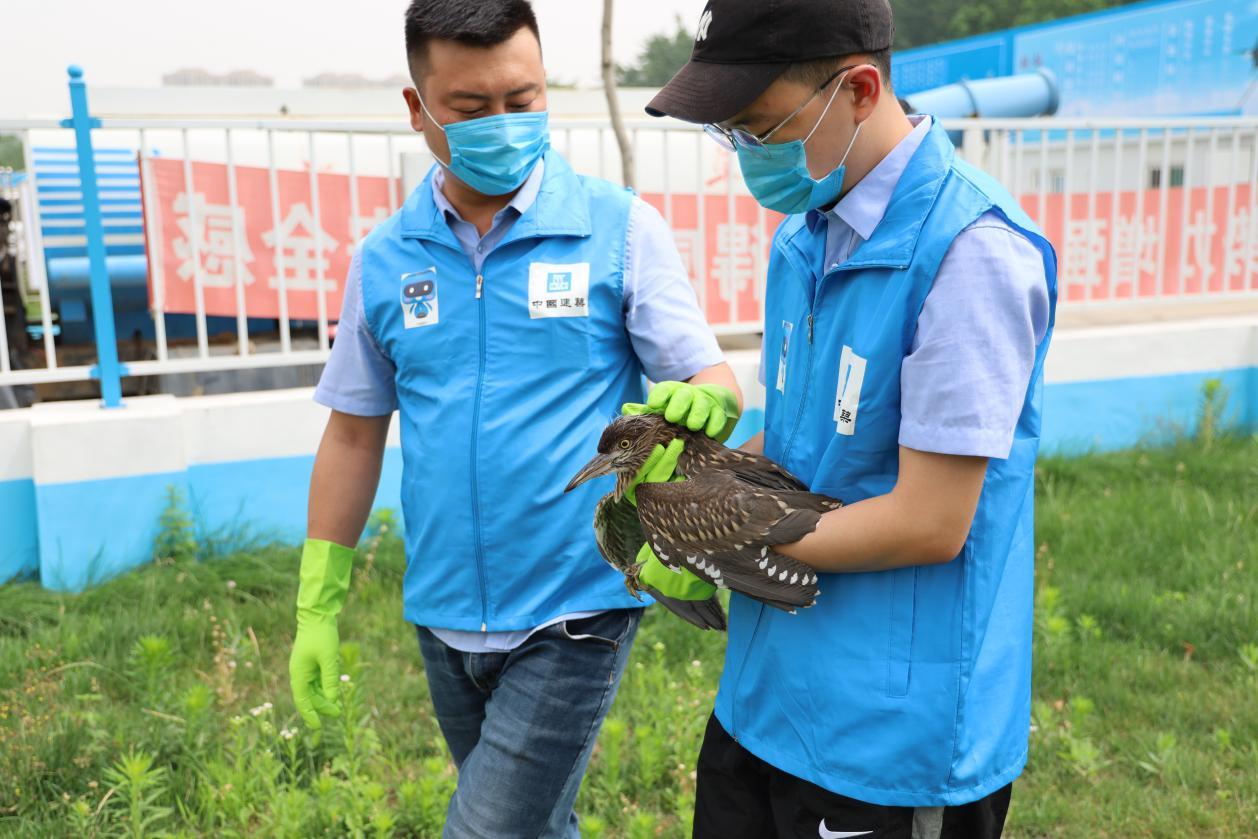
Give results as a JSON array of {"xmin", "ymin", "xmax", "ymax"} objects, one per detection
[{"xmin": 624, "ymin": 563, "xmax": 646, "ymax": 601}]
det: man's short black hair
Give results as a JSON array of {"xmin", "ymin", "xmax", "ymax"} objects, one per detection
[
  {"xmin": 404, "ymin": 0, "xmax": 540, "ymax": 81},
  {"xmin": 782, "ymin": 49, "xmax": 893, "ymax": 91}
]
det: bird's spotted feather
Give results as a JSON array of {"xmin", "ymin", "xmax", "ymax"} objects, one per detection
[{"xmin": 635, "ymin": 468, "xmax": 839, "ymax": 612}]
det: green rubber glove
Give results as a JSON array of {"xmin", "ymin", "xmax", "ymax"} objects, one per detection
[
  {"xmin": 624, "ymin": 381, "xmax": 740, "ymax": 442},
  {"xmin": 637, "ymin": 542, "xmax": 717, "ymax": 600},
  {"xmin": 289, "ymin": 538, "xmax": 354, "ymax": 735},
  {"xmin": 624, "ymin": 438, "xmax": 686, "ymax": 506}
]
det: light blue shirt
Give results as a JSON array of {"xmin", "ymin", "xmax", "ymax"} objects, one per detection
[
  {"xmin": 316, "ymin": 160, "xmax": 723, "ymax": 651},
  {"xmin": 761, "ymin": 115, "xmax": 1050, "ymax": 459}
]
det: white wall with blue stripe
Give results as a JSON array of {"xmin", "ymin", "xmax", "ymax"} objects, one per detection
[{"xmin": 1, "ymin": 316, "xmax": 1255, "ymax": 590}]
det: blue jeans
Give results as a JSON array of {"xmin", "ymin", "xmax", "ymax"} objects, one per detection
[{"xmin": 417, "ymin": 608, "xmax": 642, "ymax": 838}]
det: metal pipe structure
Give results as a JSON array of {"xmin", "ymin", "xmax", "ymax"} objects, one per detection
[{"xmin": 905, "ymin": 69, "xmax": 1060, "ymax": 120}]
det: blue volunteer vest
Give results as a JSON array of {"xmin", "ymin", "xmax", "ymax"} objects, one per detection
[
  {"xmin": 714, "ymin": 122, "xmax": 1058, "ymax": 807},
  {"xmin": 358, "ymin": 152, "xmax": 646, "ymax": 630}
]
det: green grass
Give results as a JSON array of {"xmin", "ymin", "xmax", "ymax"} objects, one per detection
[{"xmin": 1, "ymin": 436, "xmax": 1255, "ymax": 837}]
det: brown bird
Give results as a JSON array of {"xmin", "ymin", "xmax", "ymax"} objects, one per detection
[{"xmin": 565, "ymin": 414, "xmax": 842, "ymax": 622}]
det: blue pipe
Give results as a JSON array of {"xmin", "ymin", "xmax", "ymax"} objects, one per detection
[
  {"xmin": 61, "ymin": 65, "xmax": 125, "ymax": 409},
  {"xmin": 905, "ymin": 68, "xmax": 1059, "ymax": 119}
]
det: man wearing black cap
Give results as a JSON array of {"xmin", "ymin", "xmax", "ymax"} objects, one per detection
[{"xmin": 645, "ymin": 1, "xmax": 1058, "ymax": 836}]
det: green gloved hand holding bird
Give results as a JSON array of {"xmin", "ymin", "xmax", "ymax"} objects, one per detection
[{"xmin": 621, "ymin": 380, "xmax": 742, "ymax": 443}]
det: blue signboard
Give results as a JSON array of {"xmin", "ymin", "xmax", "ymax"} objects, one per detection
[
  {"xmin": 1013, "ymin": 0, "xmax": 1258, "ymax": 116},
  {"xmin": 892, "ymin": 35, "xmax": 1012, "ymax": 96},
  {"xmin": 893, "ymin": 0, "xmax": 1258, "ymax": 116}
]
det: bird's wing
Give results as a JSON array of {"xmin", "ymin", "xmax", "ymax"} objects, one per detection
[
  {"xmin": 641, "ymin": 584, "xmax": 728, "ymax": 631},
  {"xmin": 711, "ymin": 449, "xmax": 812, "ymax": 492},
  {"xmin": 592, "ymin": 492, "xmax": 643, "ymax": 575},
  {"xmin": 635, "ymin": 471, "xmax": 827, "ymax": 612}
]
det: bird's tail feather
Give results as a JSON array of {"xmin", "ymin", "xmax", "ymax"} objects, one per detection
[
  {"xmin": 644, "ymin": 587, "xmax": 728, "ymax": 631},
  {"xmin": 716, "ymin": 554, "xmax": 819, "ymax": 611}
]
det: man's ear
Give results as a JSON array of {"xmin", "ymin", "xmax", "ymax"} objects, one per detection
[
  {"xmin": 402, "ymin": 87, "xmax": 424, "ymax": 134},
  {"xmin": 847, "ymin": 65, "xmax": 882, "ymax": 122}
]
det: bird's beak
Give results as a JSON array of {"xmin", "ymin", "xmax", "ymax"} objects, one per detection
[{"xmin": 565, "ymin": 453, "xmax": 615, "ymax": 493}]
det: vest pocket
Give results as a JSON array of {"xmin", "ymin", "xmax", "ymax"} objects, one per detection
[
  {"xmin": 537, "ymin": 316, "xmax": 591, "ymax": 370},
  {"xmin": 886, "ymin": 565, "xmax": 917, "ymax": 697},
  {"xmin": 559, "ymin": 609, "xmax": 636, "ymax": 650}
]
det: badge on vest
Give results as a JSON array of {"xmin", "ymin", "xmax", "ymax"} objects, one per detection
[
  {"xmin": 834, "ymin": 345, "xmax": 866, "ymax": 436},
  {"xmin": 775, "ymin": 320, "xmax": 793, "ymax": 393},
  {"xmin": 400, "ymin": 268, "xmax": 439, "ymax": 329},
  {"xmin": 528, "ymin": 262, "xmax": 590, "ymax": 319}
]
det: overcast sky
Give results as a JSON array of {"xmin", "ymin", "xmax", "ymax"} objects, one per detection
[{"xmin": 1, "ymin": 0, "xmax": 703, "ymax": 115}]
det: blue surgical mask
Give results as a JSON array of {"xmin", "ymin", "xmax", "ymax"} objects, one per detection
[
  {"xmin": 736, "ymin": 79, "xmax": 862, "ymax": 215},
  {"xmin": 419, "ymin": 95, "xmax": 550, "ymax": 196}
]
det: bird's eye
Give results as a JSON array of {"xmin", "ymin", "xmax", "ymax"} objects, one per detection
[{"xmin": 618, "ymin": 439, "xmax": 631, "ymax": 449}]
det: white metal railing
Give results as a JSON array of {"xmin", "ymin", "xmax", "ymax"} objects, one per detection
[
  {"xmin": 951, "ymin": 117, "xmax": 1258, "ymax": 307},
  {"xmin": 0, "ymin": 114, "xmax": 1256, "ymax": 394}
]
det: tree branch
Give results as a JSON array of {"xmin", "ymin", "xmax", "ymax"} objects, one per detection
[{"xmin": 602, "ymin": 0, "xmax": 636, "ymax": 189}]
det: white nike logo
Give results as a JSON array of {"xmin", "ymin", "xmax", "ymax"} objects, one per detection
[{"xmin": 818, "ymin": 822, "xmax": 873, "ymax": 839}]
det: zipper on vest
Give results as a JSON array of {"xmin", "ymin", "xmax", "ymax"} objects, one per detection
[
  {"xmin": 469, "ymin": 271, "xmax": 490, "ymax": 631},
  {"xmin": 782, "ymin": 264, "xmax": 838, "ymax": 462},
  {"xmin": 781, "ymin": 305, "xmax": 817, "ymax": 465}
]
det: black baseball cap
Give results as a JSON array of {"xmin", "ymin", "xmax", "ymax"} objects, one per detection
[{"xmin": 646, "ymin": 0, "xmax": 895, "ymax": 125}]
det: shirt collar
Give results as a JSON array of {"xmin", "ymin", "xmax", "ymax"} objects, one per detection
[
  {"xmin": 400, "ymin": 151, "xmax": 590, "ymax": 244},
  {"xmin": 431, "ymin": 158, "xmax": 546, "ymax": 227},
  {"xmin": 808, "ymin": 114, "xmax": 932, "ymax": 240}
]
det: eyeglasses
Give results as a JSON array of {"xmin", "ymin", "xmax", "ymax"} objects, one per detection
[{"xmin": 703, "ymin": 64, "xmax": 857, "ymax": 157}]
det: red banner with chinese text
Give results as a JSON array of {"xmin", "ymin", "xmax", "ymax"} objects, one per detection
[
  {"xmin": 639, "ymin": 193, "xmax": 783, "ymax": 327},
  {"xmin": 640, "ymin": 184, "xmax": 1258, "ymax": 321},
  {"xmin": 141, "ymin": 155, "xmax": 1257, "ymax": 325},
  {"xmin": 141, "ymin": 157, "xmax": 399, "ymax": 320},
  {"xmin": 1023, "ymin": 185, "xmax": 1257, "ymax": 302}
]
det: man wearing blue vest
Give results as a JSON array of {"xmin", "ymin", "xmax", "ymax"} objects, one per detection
[
  {"xmin": 286, "ymin": 2, "xmax": 741, "ymax": 836},
  {"xmin": 645, "ymin": 1, "xmax": 1057, "ymax": 836}
]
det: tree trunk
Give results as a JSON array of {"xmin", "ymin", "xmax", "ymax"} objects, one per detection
[{"xmin": 601, "ymin": 0, "xmax": 635, "ymax": 189}]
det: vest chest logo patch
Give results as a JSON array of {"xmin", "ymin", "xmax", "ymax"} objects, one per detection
[
  {"xmin": 529, "ymin": 262, "xmax": 590, "ymax": 319},
  {"xmin": 400, "ymin": 268, "xmax": 439, "ymax": 329},
  {"xmin": 775, "ymin": 320, "xmax": 793, "ymax": 393},
  {"xmin": 834, "ymin": 345, "xmax": 866, "ymax": 436}
]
